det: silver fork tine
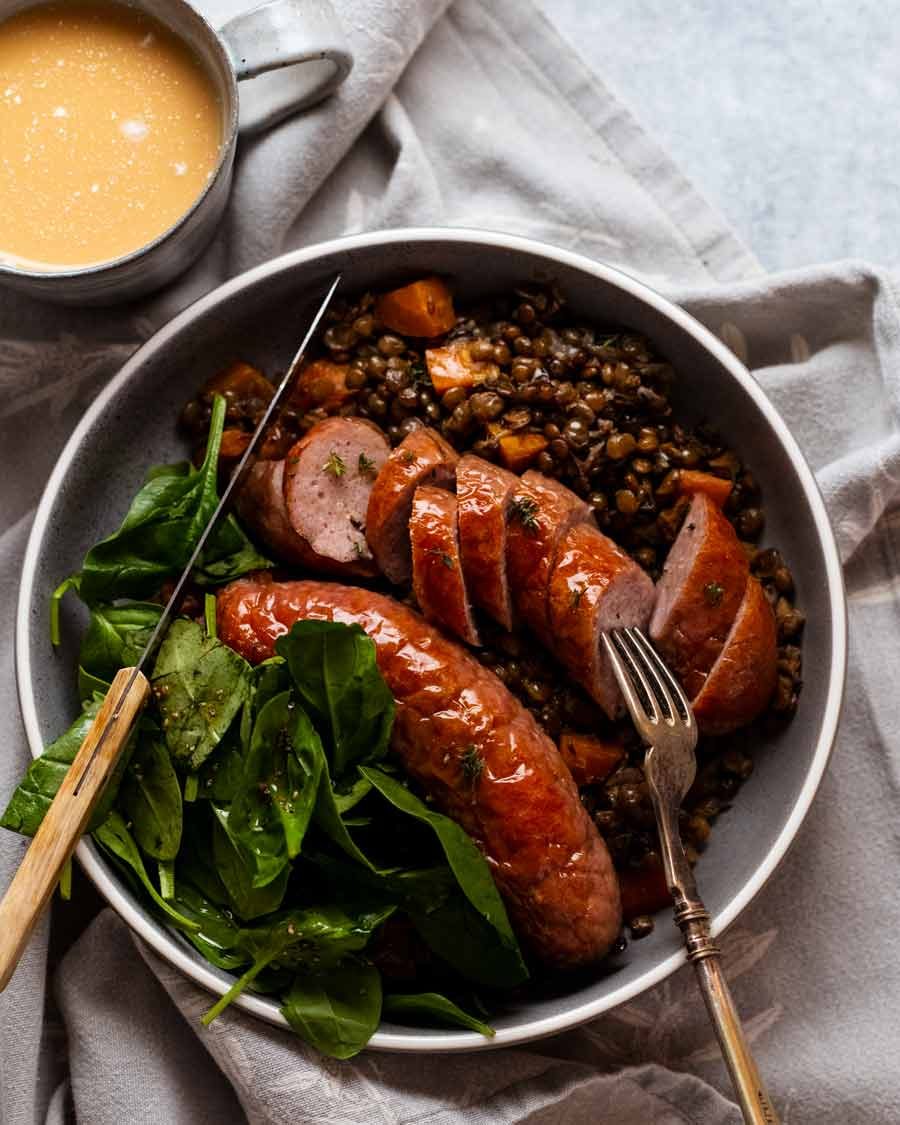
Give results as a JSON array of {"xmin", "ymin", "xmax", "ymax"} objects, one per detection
[
  {"xmin": 628, "ymin": 627, "xmax": 694, "ymax": 725},
  {"xmin": 600, "ymin": 633, "xmax": 658, "ymax": 726},
  {"xmin": 617, "ymin": 627, "xmax": 677, "ymax": 723}
]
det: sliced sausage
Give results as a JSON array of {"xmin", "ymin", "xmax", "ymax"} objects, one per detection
[
  {"xmin": 692, "ymin": 577, "xmax": 778, "ymax": 734},
  {"xmin": 281, "ymin": 417, "xmax": 390, "ymax": 572},
  {"xmin": 216, "ymin": 576, "xmax": 622, "ymax": 969},
  {"xmin": 456, "ymin": 454, "xmax": 519, "ymax": 630},
  {"xmin": 505, "ymin": 470, "xmax": 593, "ymax": 644},
  {"xmin": 410, "ymin": 485, "xmax": 480, "ymax": 646},
  {"xmin": 365, "ymin": 427, "xmax": 459, "ymax": 584},
  {"xmin": 649, "ymin": 492, "xmax": 749, "ymax": 698},
  {"xmin": 548, "ymin": 522, "xmax": 656, "ymax": 718}
]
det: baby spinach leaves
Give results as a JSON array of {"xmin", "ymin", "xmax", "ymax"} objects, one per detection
[
  {"xmin": 119, "ymin": 735, "xmax": 182, "ymax": 861},
  {"xmin": 276, "ymin": 621, "xmax": 394, "ymax": 779},
  {"xmin": 151, "ymin": 619, "xmax": 251, "ymax": 771},
  {"xmin": 281, "ymin": 960, "xmax": 382, "ymax": 1059},
  {"xmin": 383, "ymin": 992, "xmax": 493, "ymax": 1038}
]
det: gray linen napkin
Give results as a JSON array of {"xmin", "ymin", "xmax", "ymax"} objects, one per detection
[{"xmin": 2, "ymin": 1, "xmax": 897, "ymax": 1122}]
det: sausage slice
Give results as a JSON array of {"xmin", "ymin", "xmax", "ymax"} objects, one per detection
[
  {"xmin": 410, "ymin": 485, "xmax": 480, "ymax": 646},
  {"xmin": 216, "ymin": 576, "xmax": 622, "ymax": 969},
  {"xmin": 282, "ymin": 417, "xmax": 390, "ymax": 572},
  {"xmin": 649, "ymin": 492, "xmax": 749, "ymax": 698},
  {"xmin": 692, "ymin": 577, "xmax": 778, "ymax": 734},
  {"xmin": 548, "ymin": 522, "xmax": 656, "ymax": 718},
  {"xmin": 365, "ymin": 427, "xmax": 459, "ymax": 584},
  {"xmin": 235, "ymin": 460, "xmax": 377, "ymax": 578},
  {"xmin": 505, "ymin": 470, "xmax": 593, "ymax": 644},
  {"xmin": 456, "ymin": 454, "xmax": 519, "ymax": 630}
]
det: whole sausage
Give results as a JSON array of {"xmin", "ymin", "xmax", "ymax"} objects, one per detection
[
  {"xmin": 217, "ymin": 575, "xmax": 622, "ymax": 969},
  {"xmin": 692, "ymin": 576, "xmax": 778, "ymax": 734}
]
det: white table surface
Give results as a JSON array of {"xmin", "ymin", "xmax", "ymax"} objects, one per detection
[{"xmin": 538, "ymin": 0, "xmax": 900, "ymax": 273}]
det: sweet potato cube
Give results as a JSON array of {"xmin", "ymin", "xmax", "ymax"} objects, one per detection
[
  {"xmin": 288, "ymin": 359, "xmax": 352, "ymax": 413},
  {"xmin": 558, "ymin": 732, "xmax": 625, "ymax": 787},
  {"xmin": 203, "ymin": 360, "xmax": 273, "ymax": 402},
  {"xmin": 376, "ymin": 277, "xmax": 456, "ymax": 337},
  {"xmin": 677, "ymin": 470, "xmax": 733, "ymax": 507},
  {"xmin": 426, "ymin": 340, "xmax": 499, "ymax": 394},
  {"xmin": 498, "ymin": 432, "xmax": 549, "ymax": 473}
]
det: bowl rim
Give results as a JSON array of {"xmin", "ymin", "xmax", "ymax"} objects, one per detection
[{"xmin": 15, "ymin": 226, "xmax": 847, "ymax": 1052}]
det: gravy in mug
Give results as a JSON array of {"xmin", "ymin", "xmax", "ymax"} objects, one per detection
[{"xmin": 0, "ymin": 1, "xmax": 222, "ymax": 271}]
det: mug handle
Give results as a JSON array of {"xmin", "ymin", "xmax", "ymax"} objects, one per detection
[{"xmin": 219, "ymin": 0, "xmax": 353, "ymax": 115}]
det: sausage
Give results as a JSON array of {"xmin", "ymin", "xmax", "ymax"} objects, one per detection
[
  {"xmin": 649, "ymin": 493, "xmax": 749, "ymax": 698},
  {"xmin": 410, "ymin": 485, "xmax": 480, "ymax": 645},
  {"xmin": 216, "ymin": 576, "xmax": 622, "ymax": 968},
  {"xmin": 365, "ymin": 427, "xmax": 459, "ymax": 584},
  {"xmin": 456, "ymin": 454, "xmax": 519, "ymax": 630},
  {"xmin": 236, "ymin": 458, "xmax": 382, "ymax": 578},
  {"xmin": 505, "ymin": 470, "xmax": 593, "ymax": 644},
  {"xmin": 692, "ymin": 577, "xmax": 777, "ymax": 734},
  {"xmin": 548, "ymin": 522, "xmax": 656, "ymax": 718},
  {"xmin": 281, "ymin": 417, "xmax": 390, "ymax": 572}
]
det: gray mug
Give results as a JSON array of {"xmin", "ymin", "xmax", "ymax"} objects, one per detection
[{"xmin": 0, "ymin": 0, "xmax": 353, "ymax": 306}]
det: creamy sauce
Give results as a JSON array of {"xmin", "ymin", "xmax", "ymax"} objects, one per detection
[{"xmin": 0, "ymin": 2, "xmax": 222, "ymax": 271}]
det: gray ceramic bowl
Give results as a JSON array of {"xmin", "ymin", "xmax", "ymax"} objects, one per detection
[{"xmin": 16, "ymin": 228, "xmax": 846, "ymax": 1051}]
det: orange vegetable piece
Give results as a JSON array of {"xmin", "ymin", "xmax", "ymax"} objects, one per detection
[
  {"xmin": 557, "ymin": 732, "xmax": 625, "ymax": 787},
  {"xmin": 426, "ymin": 340, "xmax": 499, "ymax": 394},
  {"xmin": 677, "ymin": 470, "xmax": 732, "ymax": 507},
  {"xmin": 288, "ymin": 358, "xmax": 352, "ymax": 413},
  {"xmin": 498, "ymin": 432, "xmax": 549, "ymax": 473},
  {"xmin": 618, "ymin": 862, "xmax": 672, "ymax": 920},
  {"xmin": 376, "ymin": 277, "xmax": 456, "ymax": 337},
  {"xmin": 203, "ymin": 360, "xmax": 273, "ymax": 402}
]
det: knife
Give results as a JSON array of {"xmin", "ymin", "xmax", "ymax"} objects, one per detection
[{"xmin": 0, "ymin": 274, "xmax": 342, "ymax": 991}]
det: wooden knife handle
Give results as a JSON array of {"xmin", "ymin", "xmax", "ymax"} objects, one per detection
[{"xmin": 0, "ymin": 667, "xmax": 150, "ymax": 991}]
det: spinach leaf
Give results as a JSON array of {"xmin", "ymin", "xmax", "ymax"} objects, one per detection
[
  {"xmin": 0, "ymin": 698, "xmax": 131, "ymax": 837},
  {"xmin": 75, "ymin": 397, "xmax": 268, "ymax": 605},
  {"xmin": 211, "ymin": 806, "xmax": 289, "ymax": 921},
  {"xmin": 78, "ymin": 666, "xmax": 110, "ymax": 702},
  {"xmin": 311, "ymin": 735, "xmax": 384, "ymax": 873},
  {"xmin": 361, "ymin": 767, "xmax": 528, "ymax": 987},
  {"xmin": 79, "ymin": 602, "xmax": 162, "ymax": 686},
  {"xmin": 383, "ymin": 992, "xmax": 493, "ymax": 1037},
  {"xmin": 178, "ymin": 807, "xmax": 231, "ymax": 905},
  {"xmin": 228, "ymin": 692, "xmax": 322, "ymax": 887},
  {"xmin": 119, "ymin": 735, "xmax": 182, "ymax": 860},
  {"xmin": 151, "ymin": 618, "xmax": 251, "ymax": 770},
  {"xmin": 195, "ymin": 725, "xmax": 246, "ymax": 803},
  {"xmin": 251, "ymin": 659, "xmax": 291, "ymax": 717},
  {"xmin": 202, "ymin": 903, "xmax": 393, "ymax": 1026},
  {"xmin": 93, "ymin": 811, "xmax": 198, "ymax": 931},
  {"xmin": 277, "ymin": 622, "xmax": 394, "ymax": 779},
  {"xmin": 281, "ymin": 959, "xmax": 382, "ymax": 1059},
  {"xmin": 169, "ymin": 880, "xmax": 247, "ymax": 971}
]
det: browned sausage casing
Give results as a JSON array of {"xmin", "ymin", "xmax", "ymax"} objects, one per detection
[
  {"xmin": 692, "ymin": 576, "xmax": 778, "ymax": 734},
  {"xmin": 410, "ymin": 485, "xmax": 480, "ymax": 645},
  {"xmin": 216, "ymin": 576, "xmax": 622, "ymax": 969}
]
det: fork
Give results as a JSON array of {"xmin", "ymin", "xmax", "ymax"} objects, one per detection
[{"xmin": 602, "ymin": 627, "xmax": 780, "ymax": 1125}]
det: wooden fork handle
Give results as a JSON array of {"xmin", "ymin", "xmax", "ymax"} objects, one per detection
[
  {"xmin": 677, "ymin": 903, "xmax": 781, "ymax": 1125},
  {"xmin": 0, "ymin": 667, "xmax": 149, "ymax": 991}
]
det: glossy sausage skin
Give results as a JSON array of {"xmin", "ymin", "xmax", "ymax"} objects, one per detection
[
  {"xmin": 410, "ymin": 485, "xmax": 480, "ymax": 645},
  {"xmin": 217, "ymin": 576, "xmax": 622, "ymax": 968},
  {"xmin": 692, "ymin": 577, "xmax": 777, "ymax": 734},
  {"xmin": 456, "ymin": 454, "xmax": 518, "ymax": 630},
  {"xmin": 365, "ymin": 428, "xmax": 459, "ymax": 584},
  {"xmin": 649, "ymin": 493, "xmax": 749, "ymax": 698},
  {"xmin": 548, "ymin": 522, "xmax": 656, "ymax": 718},
  {"xmin": 505, "ymin": 471, "xmax": 592, "ymax": 645}
]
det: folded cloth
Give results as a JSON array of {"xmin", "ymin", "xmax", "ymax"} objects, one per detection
[{"xmin": 2, "ymin": 1, "xmax": 898, "ymax": 1122}]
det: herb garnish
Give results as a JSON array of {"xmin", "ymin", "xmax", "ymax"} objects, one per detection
[
  {"xmin": 460, "ymin": 745, "xmax": 484, "ymax": 785},
  {"xmin": 322, "ymin": 451, "xmax": 346, "ymax": 478},
  {"xmin": 426, "ymin": 547, "xmax": 456, "ymax": 570},
  {"xmin": 357, "ymin": 452, "xmax": 377, "ymax": 479},
  {"xmin": 704, "ymin": 581, "xmax": 725, "ymax": 607},
  {"xmin": 509, "ymin": 494, "xmax": 539, "ymax": 532},
  {"xmin": 569, "ymin": 584, "xmax": 587, "ymax": 610},
  {"xmin": 400, "ymin": 450, "xmax": 416, "ymax": 465}
]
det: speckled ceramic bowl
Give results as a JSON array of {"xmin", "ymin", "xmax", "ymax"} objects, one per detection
[{"xmin": 16, "ymin": 228, "xmax": 846, "ymax": 1051}]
